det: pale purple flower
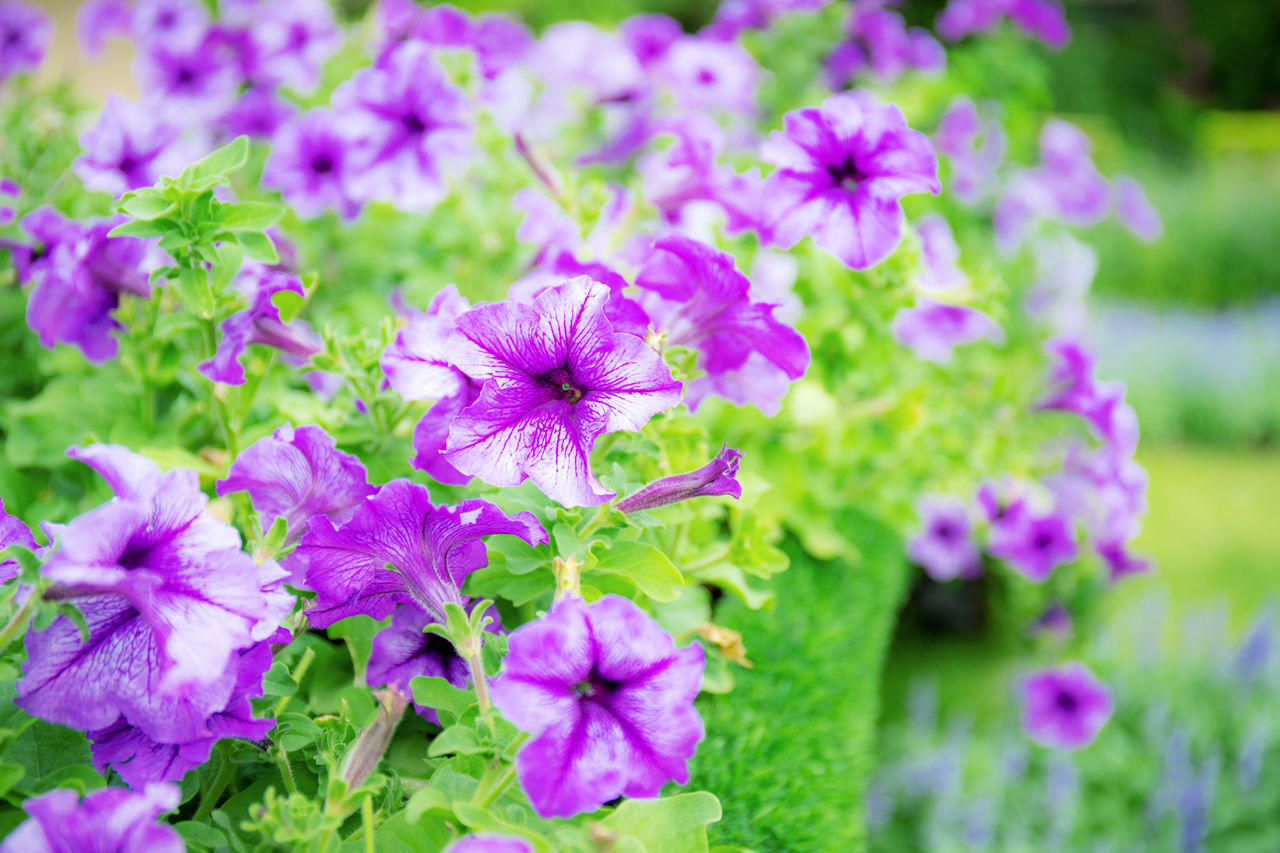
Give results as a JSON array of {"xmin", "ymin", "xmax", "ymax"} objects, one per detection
[
  {"xmin": 0, "ymin": 783, "xmax": 182, "ymax": 853},
  {"xmin": 1113, "ymin": 175, "xmax": 1162, "ymax": 242},
  {"xmin": 445, "ymin": 836, "xmax": 533, "ymax": 853},
  {"xmin": 381, "ymin": 284, "xmax": 471, "ymax": 403},
  {"xmin": 199, "ymin": 264, "xmax": 320, "ymax": 384},
  {"xmin": 907, "ymin": 495, "xmax": 981, "ymax": 581},
  {"xmin": 635, "ymin": 234, "xmax": 809, "ymax": 415},
  {"xmin": 1024, "ymin": 233, "xmax": 1096, "ymax": 336},
  {"xmin": 17, "ymin": 445, "xmax": 290, "ymax": 740},
  {"xmin": 0, "ymin": 177, "xmax": 17, "ymax": 225},
  {"xmin": 0, "ymin": 497, "xmax": 35, "ymax": 584},
  {"xmin": 656, "ymin": 38, "xmax": 759, "ymax": 116},
  {"xmin": 490, "ymin": 595, "xmax": 705, "ymax": 818},
  {"xmin": 705, "ymin": 0, "xmax": 830, "ymax": 40},
  {"xmin": 620, "ymin": 14, "xmax": 682, "ymax": 67},
  {"xmin": 367, "ymin": 605, "xmax": 468, "ymax": 714},
  {"xmin": 1021, "ymin": 663, "xmax": 1112, "ymax": 749},
  {"xmin": 937, "ymin": 0, "xmax": 1069, "ymax": 49},
  {"xmin": 295, "ymin": 479, "xmax": 547, "ymax": 626},
  {"xmin": 826, "ymin": 7, "xmax": 944, "ymax": 88},
  {"xmin": 263, "ymin": 108, "xmax": 363, "ymax": 219},
  {"xmin": 133, "ymin": 37, "xmax": 238, "ymax": 124},
  {"xmin": 995, "ymin": 120, "xmax": 1109, "ymax": 252},
  {"xmin": 976, "ymin": 477, "xmax": 1030, "ymax": 539},
  {"xmin": 219, "ymin": 87, "xmax": 297, "ymax": 140},
  {"xmin": 762, "ymin": 90, "xmax": 940, "ymax": 270},
  {"xmin": 74, "ymin": 96, "xmax": 186, "ymax": 197},
  {"xmin": 1095, "ymin": 539, "xmax": 1150, "ymax": 581},
  {"xmin": 933, "ymin": 96, "xmax": 1005, "ymax": 206},
  {"xmin": 617, "ymin": 446, "xmax": 743, "ymax": 513},
  {"xmin": 914, "ymin": 214, "xmax": 966, "ymax": 293},
  {"xmin": 0, "ymin": 0, "xmax": 52, "ymax": 82},
  {"xmin": 444, "ymin": 277, "xmax": 682, "ymax": 507},
  {"xmin": 247, "ymin": 0, "xmax": 341, "ymax": 93},
  {"xmin": 1033, "ymin": 603, "xmax": 1073, "ymax": 638},
  {"xmin": 890, "ymin": 299, "xmax": 1003, "ymax": 364},
  {"xmin": 989, "ymin": 509, "xmax": 1077, "ymax": 581},
  {"xmin": 411, "ymin": 383, "xmax": 478, "ymax": 486},
  {"xmin": 77, "ymin": 0, "xmax": 131, "ymax": 57},
  {"xmin": 131, "ymin": 0, "xmax": 208, "ymax": 48},
  {"xmin": 217, "ymin": 423, "xmax": 375, "ymax": 550},
  {"xmin": 333, "ymin": 42, "xmax": 473, "ymax": 213}
]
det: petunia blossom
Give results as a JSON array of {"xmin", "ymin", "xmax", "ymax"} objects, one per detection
[
  {"xmin": 0, "ymin": 783, "xmax": 183, "ymax": 853},
  {"xmin": 0, "ymin": 496, "xmax": 36, "ymax": 584},
  {"xmin": 76, "ymin": 0, "xmax": 131, "ymax": 57},
  {"xmin": 1021, "ymin": 663, "xmax": 1112, "ymax": 749},
  {"xmin": 907, "ymin": 495, "xmax": 981, "ymax": 582},
  {"xmin": 0, "ymin": 0, "xmax": 52, "ymax": 82},
  {"xmin": 617, "ymin": 446, "xmax": 743, "ymax": 513},
  {"xmin": 381, "ymin": 284, "xmax": 471, "ymax": 403},
  {"xmin": 294, "ymin": 479, "xmax": 547, "ymax": 626},
  {"xmin": 762, "ymin": 90, "xmax": 940, "ymax": 270},
  {"xmin": 411, "ymin": 383, "xmax": 479, "ymax": 486},
  {"xmin": 247, "ymin": 0, "xmax": 341, "ymax": 94},
  {"xmin": 890, "ymin": 299, "xmax": 1003, "ymax": 364},
  {"xmin": 490, "ymin": 595, "xmax": 705, "ymax": 818},
  {"xmin": 133, "ymin": 37, "xmax": 238, "ymax": 124},
  {"xmin": 825, "ymin": 6, "xmax": 944, "ymax": 89},
  {"xmin": 1112, "ymin": 175, "xmax": 1162, "ymax": 243},
  {"xmin": 263, "ymin": 109, "xmax": 363, "ymax": 219},
  {"xmin": 199, "ymin": 263, "xmax": 321, "ymax": 385},
  {"xmin": 913, "ymin": 214, "xmax": 967, "ymax": 293},
  {"xmin": 933, "ymin": 96, "xmax": 1005, "ymax": 206},
  {"xmin": 444, "ymin": 836, "xmax": 533, "ymax": 853},
  {"xmin": 937, "ymin": 0, "xmax": 1070, "ymax": 50},
  {"xmin": 655, "ymin": 37, "xmax": 759, "ymax": 117},
  {"xmin": 444, "ymin": 277, "xmax": 683, "ymax": 506},
  {"xmin": 74, "ymin": 96, "xmax": 187, "ymax": 197},
  {"xmin": 988, "ymin": 509, "xmax": 1077, "ymax": 582},
  {"xmin": 131, "ymin": 0, "xmax": 208, "ymax": 48}
]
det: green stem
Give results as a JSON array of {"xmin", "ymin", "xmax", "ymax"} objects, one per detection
[
  {"xmin": 274, "ymin": 646, "xmax": 316, "ymax": 716},
  {"xmin": 577, "ymin": 505, "xmax": 612, "ymax": 540},
  {"xmin": 0, "ymin": 593, "xmax": 36, "ymax": 651},
  {"xmin": 466, "ymin": 647, "xmax": 491, "ymax": 714},
  {"xmin": 193, "ymin": 743, "xmax": 234, "ymax": 822},
  {"xmin": 683, "ymin": 547, "xmax": 732, "ymax": 574},
  {"xmin": 361, "ymin": 795, "xmax": 375, "ymax": 853},
  {"xmin": 275, "ymin": 747, "xmax": 298, "ymax": 794}
]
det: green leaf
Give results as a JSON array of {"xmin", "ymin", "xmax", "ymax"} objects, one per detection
[
  {"xmin": 272, "ymin": 712, "xmax": 321, "ymax": 752},
  {"xmin": 0, "ymin": 720, "xmax": 93, "ymax": 793},
  {"xmin": 327, "ymin": 615, "xmax": 384, "ymax": 684},
  {"xmin": 590, "ymin": 541, "xmax": 684, "ymax": 602},
  {"xmin": 271, "ymin": 287, "xmax": 305, "ymax": 322},
  {"xmin": 601, "ymin": 792, "xmax": 722, "ymax": 853},
  {"xmin": 107, "ymin": 218, "xmax": 173, "ymax": 239},
  {"xmin": 181, "ymin": 136, "xmax": 249, "ymax": 187},
  {"xmin": 410, "ymin": 676, "xmax": 473, "ymax": 719},
  {"xmin": 552, "ymin": 522, "xmax": 586, "ymax": 561},
  {"xmin": 220, "ymin": 201, "xmax": 284, "ymax": 231},
  {"xmin": 211, "ymin": 241, "xmax": 244, "ymax": 292},
  {"xmin": 261, "ymin": 661, "xmax": 299, "ymax": 698},
  {"xmin": 0, "ymin": 763, "xmax": 24, "ymax": 798},
  {"xmin": 119, "ymin": 193, "xmax": 174, "ymax": 220},
  {"xmin": 427, "ymin": 725, "xmax": 484, "ymax": 757},
  {"xmin": 236, "ymin": 230, "xmax": 279, "ymax": 264},
  {"xmin": 174, "ymin": 821, "xmax": 228, "ymax": 852},
  {"xmin": 451, "ymin": 802, "xmax": 550, "ymax": 851}
]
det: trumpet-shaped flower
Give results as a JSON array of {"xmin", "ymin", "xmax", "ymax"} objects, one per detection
[
  {"xmin": 0, "ymin": 497, "xmax": 36, "ymax": 584},
  {"xmin": 907, "ymin": 495, "xmax": 981, "ymax": 581},
  {"xmin": 0, "ymin": 0, "xmax": 52, "ymax": 82},
  {"xmin": 381, "ymin": 284, "xmax": 471, "ymax": 403},
  {"xmin": 988, "ymin": 509, "xmax": 1077, "ymax": 582},
  {"xmin": 0, "ymin": 783, "xmax": 182, "ymax": 853},
  {"xmin": 891, "ymin": 299, "xmax": 1003, "ymax": 364},
  {"xmin": 617, "ymin": 446, "xmax": 743, "ymax": 513},
  {"xmin": 74, "ymin": 96, "xmax": 187, "ymax": 197},
  {"xmin": 1021, "ymin": 663, "xmax": 1112, "ymax": 749},
  {"xmin": 199, "ymin": 264, "xmax": 321, "ymax": 385}
]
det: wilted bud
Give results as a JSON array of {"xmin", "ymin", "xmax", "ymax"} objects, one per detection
[{"xmin": 616, "ymin": 446, "xmax": 742, "ymax": 514}]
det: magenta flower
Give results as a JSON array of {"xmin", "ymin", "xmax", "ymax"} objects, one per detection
[
  {"xmin": 620, "ymin": 14, "xmax": 682, "ymax": 67},
  {"xmin": 995, "ymin": 120, "xmax": 1109, "ymax": 252},
  {"xmin": 636, "ymin": 234, "xmax": 809, "ymax": 415},
  {"xmin": 199, "ymin": 263, "xmax": 321, "ymax": 385},
  {"xmin": 367, "ymin": 606, "xmax": 468, "ymax": 711},
  {"xmin": 217, "ymin": 423, "xmax": 375, "ymax": 550},
  {"xmin": 381, "ymin": 284, "xmax": 471, "ymax": 403},
  {"xmin": 762, "ymin": 91, "xmax": 940, "ymax": 270},
  {"xmin": 617, "ymin": 446, "xmax": 743, "ymax": 513},
  {"xmin": 294, "ymin": 479, "xmax": 547, "ymax": 626},
  {"xmin": 0, "ymin": 497, "xmax": 36, "ymax": 584},
  {"xmin": 219, "ymin": 87, "xmax": 297, "ymax": 140},
  {"xmin": 0, "ymin": 0, "xmax": 52, "ymax": 82},
  {"xmin": 490, "ymin": 595, "xmax": 705, "ymax": 818},
  {"xmin": 76, "ymin": 0, "xmax": 131, "ymax": 57},
  {"xmin": 933, "ymin": 96, "xmax": 1005, "ymax": 206},
  {"xmin": 74, "ymin": 96, "xmax": 186, "ymax": 197},
  {"xmin": 890, "ymin": 299, "xmax": 1003, "ymax": 364},
  {"xmin": 444, "ymin": 277, "xmax": 682, "ymax": 507},
  {"xmin": 333, "ymin": 42, "xmax": 473, "ymax": 213},
  {"xmin": 825, "ymin": 6, "xmax": 944, "ymax": 88},
  {"xmin": 907, "ymin": 495, "xmax": 981, "ymax": 582},
  {"xmin": 264, "ymin": 109, "xmax": 362, "ymax": 219},
  {"xmin": 247, "ymin": 0, "xmax": 341, "ymax": 94},
  {"xmin": 988, "ymin": 509, "xmax": 1077, "ymax": 582},
  {"xmin": 0, "ymin": 783, "xmax": 182, "ymax": 853},
  {"xmin": 445, "ymin": 836, "xmax": 533, "ymax": 853},
  {"xmin": 1021, "ymin": 663, "xmax": 1112, "ymax": 749},
  {"xmin": 412, "ymin": 383, "xmax": 479, "ymax": 487},
  {"xmin": 17, "ymin": 445, "xmax": 290, "ymax": 741},
  {"xmin": 1112, "ymin": 175, "xmax": 1162, "ymax": 242},
  {"xmin": 1095, "ymin": 539, "xmax": 1150, "ymax": 581}
]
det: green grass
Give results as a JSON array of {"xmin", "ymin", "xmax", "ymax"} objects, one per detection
[{"xmin": 689, "ymin": 511, "xmax": 910, "ymax": 853}]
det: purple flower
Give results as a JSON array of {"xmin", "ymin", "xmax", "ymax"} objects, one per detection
[
  {"xmin": 620, "ymin": 14, "xmax": 682, "ymax": 67},
  {"xmin": 133, "ymin": 37, "xmax": 238, "ymax": 124},
  {"xmin": 219, "ymin": 87, "xmax": 297, "ymax": 140},
  {"xmin": 217, "ymin": 423, "xmax": 375, "ymax": 550},
  {"xmin": 295, "ymin": 479, "xmax": 546, "ymax": 626},
  {"xmin": 907, "ymin": 495, "xmax": 981, "ymax": 581},
  {"xmin": 988, "ymin": 509, "xmax": 1077, "ymax": 582},
  {"xmin": 933, "ymin": 97, "xmax": 1005, "ymax": 206},
  {"xmin": 381, "ymin": 284, "xmax": 471, "ymax": 403},
  {"xmin": 705, "ymin": 0, "xmax": 829, "ymax": 40},
  {"xmin": 635, "ymin": 234, "xmax": 809, "ymax": 415},
  {"xmin": 411, "ymin": 383, "xmax": 479, "ymax": 487},
  {"xmin": 0, "ymin": 1, "xmax": 51, "ymax": 82},
  {"xmin": 17, "ymin": 445, "xmax": 290, "ymax": 740},
  {"xmin": 1094, "ymin": 539, "xmax": 1150, "ymax": 581},
  {"xmin": 246, "ymin": 0, "xmax": 341, "ymax": 93},
  {"xmin": 937, "ymin": 0, "xmax": 1069, "ymax": 49},
  {"xmin": 995, "ymin": 120, "xmax": 1109, "ymax": 252},
  {"xmin": 0, "ymin": 497, "xmax": 36, "ymax": 584},
  {"xmin": 1033, "ymin": 603, "xmax": 1073, "ymax": 638},
  {"xmin": 445, "ymin": 836, "xmax": 533, "ymax": 853},
  {"xmin": 490, "ymin": 595, "xmax": 705, "ymax": 818},
  {"xmin": 1021, "ymin": 663, "xmax": 1112, "ymax": 749},
  {"xmin": 263, "ymin": 108, "xmax": 362, "ymax": 219},
  {"xmin": 1112, "ymin": 175, "xmax": 1162, "ymax": 242},
  {"xmin": 333, "ymin": 42, "xmax": 473, "ymax": 213},
  {"xmin": 0, "ymin": 783, "xmax": 182, "ymax": 853},
  {"xmin": 0, "ymin": 177, "xmax": 17, "ymax": 225},
  {"xmin": 890, "ymin": 299, "xmax": 1003, "ymax": 364},
  {"xmin": 762, "ymin": 91, "xmax": 940, "ymax": 270},
  {"xmin": 914, "ymin": 214, "xmax": 966, "ymax": 293},
  {"xmin": 825, "ymin": 7, "xmax": 944, "ymax": 88},
  {"xmin": 443, "ymin": 277, "xmax": 682, "ymax": 507},
  {"xmin": 131, "ymin": 0, "xmax": 208, "ymax": 49},
  {"xmin": 74, "ymin": 96, "xmax": 186, "ymax": 197},
  {"xmin": 617, "ymin": 446, "xmax": 743, "ymax": 513},
  {"xmin": 199, "ymin": 263, "xmax": 321, "ymax": 385},
  {"xmin": 655, "ymin": 37, "xmax": 759, "ymax": 117},
  {"xmin": 77, "ymin": 0, "xmax": 131, "ymax": 57}
]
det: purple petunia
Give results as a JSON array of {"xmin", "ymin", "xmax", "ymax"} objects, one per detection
[
  {"xmin": 74, "ymin": 96, "xmax": 187, "ymax": 197},
  {"xmin": 907, "ymin": 495, "xmax": 981, "ymax": 581},
  {"xmin": 1112, "ymin": 175, "xmax": 1162, "ymax": 243},
  {"xmin": 1021, "ymin": 663, "xmax": 1112, "ymax": 749},
  {"xmin": 655, "ymin": 37, "xmax": 759, "ymax": 117},
  {"xmin": 988, "ymin": 508, "xmax": 1077, "ymax": 582},
  {"xmin": 0, "ymin": 0, "xmax": 52, "ymax": 82},
  {"xmin": 412, "ymin": 382, "xmax": 479, "ymax": 487},
  {"xmin": 444, "ymin": 836, "xmax": 533, "ymax": 853},
  {"xmin": 0, "ymin": 783, "xmax": 183, "ymax": 853},
  {"xmin": 933, "ymin": 96, "xmax": 1005, "ymax": 206},
  {"xmin": 219, "ymin": 87, "xmax": 297, "ymax": 140},
  {"xmin": 246, "ymin": 0, "xmax": 341, "ymax": 94},
  {"xmin": 762, "ymin": 90, "xmax": 940, "ymax": 270},
  {"xmin": 199, "ymin": 262, "xmax": 321, "ymax": 385},
  {"xmin": 490, "ymin": 595, "xmax": 705, "ymax": 818},
  {"xmin": 620, "ymin": 13, "xmax": 682, "ymax": 68},
  {"xmin": 891, "ymin": 299, "xmax": 1003, "ymax": 364},
  {"xmin": 0, "ymin": 497, "xmax": 36, "ymax": 584},
  {"xmin": 825, "ymin": 5, "xmax": 944, "ymax": 89},
  {"xmin": 294, "ymin": 479, "xmax": 546, "ymax": 626},
  {"xmin": 913, "ymin": 214, "xmax": 967, "ymax": 293},
  {"xmin": 616, "ymin": 446, "xmax": 743, "ymax": 513},
  {"xmin": 937, "ymin": 0, "xmax": 1070, "ymax": 49},
  {"xmin": 263, "ymin": 109, "xmax": 363, "ymax": 219},
  {"xmin": 635, "ymin": 234, "xmax": 809, "ymax": 415},
  {"xmin": 381, "ymin": 284, "xmax": 471, "ymax": 403},
  {"xmin": 443, "ymin": 277, "xmax": 683, "ymax": 507},
  {"xmin": 133, "ymin": 36, "xmax": 238, "ymax": 124},
  {"xmin": 76, "ymin": 0, "xmax": 131, "ymax": 57},
  {"xmin": 131, "ymin": 0, "xmax": 208, "ymax": 49}
]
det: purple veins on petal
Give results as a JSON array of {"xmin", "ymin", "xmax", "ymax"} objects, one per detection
[
  {"xmin": 1021, "ymin": 663, "xmax": 1112, "ymax": 750},
  {"xmin": 617, "ymin": 446, "xmax": 743, "ymax": 513},
  {"xmin": 0, "ymin": 782, "xmax": 183, "ymax": 853}
]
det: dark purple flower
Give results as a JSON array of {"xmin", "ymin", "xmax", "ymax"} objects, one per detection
[
  {"xmin": 445, "ymin": 836, "xmax": 533, "ymax": 853},
  {"xmin": 76, "ymin": 0, "xmax": 131, "ymax": 57},
  {"xmin": 333, "ymin": 42, "xmax": 473, "ymax": 213},
  {"xmin": 411, "ymin": 383, "xmax": 479, "ymax": 487},
  {"xmin": 444, "ymin": 277, "xmax": 682, "ymax": 507},
  {"xmin": 616, "ymin": 446, "xmax": 743, "ymax": 513},
  {"xmin": 131, "ymin": 0, "xmax": 208, "ymax": 49},
  {"xmin": 381, "ymin": 284, "xmax": 471, "ymax": 403},
  {"xmin": 890, "ymin": 299, "xmax": 1003, "ymax": 364},
  {"xmin": 263, "ymin": 108, "xmax": 362, "ymax": 219},
  {"xmin": 907, "ymin": 495, "xmax": 981, "ymax": 581},
  {"xmin": 17, "ymin": 445, "xmax": 290, "ymax": 740},
  {"xmin": 219, "ymin": 87, "xmax": 297, "ymax": 140},
  {"xmin": 1112, "ymin": 175, "xmax": 1162, "ymax": 242},
  {"xmin": 988, "ymin": 510, "xmax": 1077, "ymax": 582},
  {"xmin": 0, "ymin": 783, "xmax": 182, "ymax": 853},
  {"xmin": 1021, "ymin": 663, "xmax": 1112, "ymax": 749},
  {"xmin": 217, "ymin": 423, "xmax": 375, "ymax": 551},
  {"xmin": 133, "ymin": 37, "xmax": 238, "ymax": 124},
  {"xmin": 933, "ymin": 96, "xmax": 1005, "ymax": 206},
  {"xmin": 74, "ymin": 96, "xmax": 187, "ymax": 197},
  {"xmin": 0, "ymin": 497, "xmax": 36, "ymax": 585},
  {"xmin": 295, "ymin": 479, "xmax": 547, "ymax": 626},
  {"xmin": 762, "ymin": 91, "xmax": 940, "ymax": 270},
  {"xmin": 636, "ymin": 234, "xmax": 809, "ymax": 415},
  {"xmin": 620, "ymin": 13, "xmax": 682, "ymax": 67},
  {"xmin": 199, "ymin": 263, "xmax": 321, "ymax": 385},
  {"xmin": 490, "ymin": 595, "xmax": 705, "ymax": 818},
  {"xmin": 0, "ymin": 0, "xmax": 51, "ymax": 82}
]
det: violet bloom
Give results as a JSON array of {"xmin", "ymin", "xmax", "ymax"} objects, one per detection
[
  {"xmin": 295, "ymin": 479, "xmax": 547, "ymax": 626},
  {"xmin": 907, "ymin": 496, "xmax": 981, "ymax": 582},
  {"xmin": 0, "ymin": 177, "xmax": 17, "ymax": 225},
  {"xmin": 0, "ymin": 783, "xmax": 182, "ymax": 853},
  {"xmin": 445, "ymin": 836, "xmax": 533, "ymax": 853},
  {"xmin": 0, "ymin": 0, "xmax": 52, "ymax": 82},
  {"xmin": 937, "ymin": 0, "xmax": 1070, "ymax": 49},
  {"xmin": 620, "ymin": 13, "xmax": 682, "ymax": 67},
  {"xmin": 381, "ymin": 284, "xmax": 471, "ymax": 403},
  {"xmin": 17, "ymin": 445, "xmax": 290, "ymax": 739},
  {"xmin": 1033, "ymin": 603, "xmax": 1073, "ymax": 638},
  {"xmin": 444, "ymin": 277, "xmax": 683, "ymax": 507},
  {"xmin": 200, "ymin": 263, "xmax": 321, "ymax": 384},
  {"xmin": 933, "ymin": 96, "xmax": 1005, "ymax": 206},
  {"xmin": 988, "ymin": 510, "xmax": 1077, "ymax": 582},
  {"xmin": 617, "ymin": 446, "xmax": 743, "ymax": 513},
  {"xmin": 1021, "ymin": 663, "xmax": 1112, "ymax": 749},
  {"xmin": 825, "ymin": 6, "xmax": 944, "ymax": 88},
  {"xmin": 333, "ymin": 42, "xmax": 473, "ymax": 213},
  {"xmin": 1095, "ymin": 539, "xmax": 1150, "ymax": 581},
  {"xmin": 656, "ymin": 37, "xmax": 759, "ymax": 117},
  {"xmin": 914, "ymin": 214, "xmax": 966, "ymax": 293},
  {"xmin": 891, "ymin": 299, "xmax": 1003, "ymax": 364},
  {"xmin": 131, "ymin": 0, "xmax": 208, "ymax": 49},
  {"xmin": 635, "ymin": 234, "xmax": 809, "ymax": 415},
  {"xmin": 1025, "ymin": 233, "xmax": 1097, "ymax": 336},
  {"xmin": 77, "ymin": 0, "xmax": 132, "ymax": 57},
  {"xmin": 74, "ymin": 96, "xmax": 186, "ymax": 197},
  {"xmin": 133, "ymin": 37, "xmax": 238, "ymax": 124},
  {"xmin": 490, "ymin": 595, "xmax": 705, "ymax": 819},
  {"xmin": 217, "ymin": 423, "xmax": 375, "ymax": 549},
  {"xmin": 248, "ymin": 0, "xmax": 341, "ymax": 94},
  {"xmin": 762, "ymin": 91, "xmax": 940, "ymax": 270},
  {"xmin": 264, "ymin": 109, "xmax": 362, "ymax": 219},
  {"xmin": 412, "ymin": 383, "xmax": 479, "ymax": 487},
  {"xmin": 1113, "ymin": 175, "xmax": 1162, "ymax": 242},
  {"xmin": 219, "ymin": 87, "xmax": 297, "ymax": 140},
  {"xmin": 0, "ymin": 496, "xmax": 36, "ymax": 584}
]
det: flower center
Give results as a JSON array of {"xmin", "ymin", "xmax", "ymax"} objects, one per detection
[
  {"xmin": 573, "ymin": 670, "xmax": 621, "ymax": 701},
  {"xmin": 1033, "ymin": 532, "xmax": 1054, "ymax": 551},
  {"xmin": 827, "ymin": 155, "xmax": 867, "ymax": 191},
  {"xmin": 543, "ymin": 367, "xmax": 585, "ymax": 404},
  {"xmin": 402, "ymin": 113, "xmax": 432, "ymax": 135},
  {"xmin": 933, "ymin": 521, "xmax": 956, "ymax": 542},
  {"xmin": 1054, "ymin": 690, "xmax": 1079, "ymax": 712},
  {"xmin": 311, "ymin": 154, "xmax": 335, "ymax": 174},
  {"xmin": 697, "ymin": 68, "xmax": 716, "ymax": 85}
]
